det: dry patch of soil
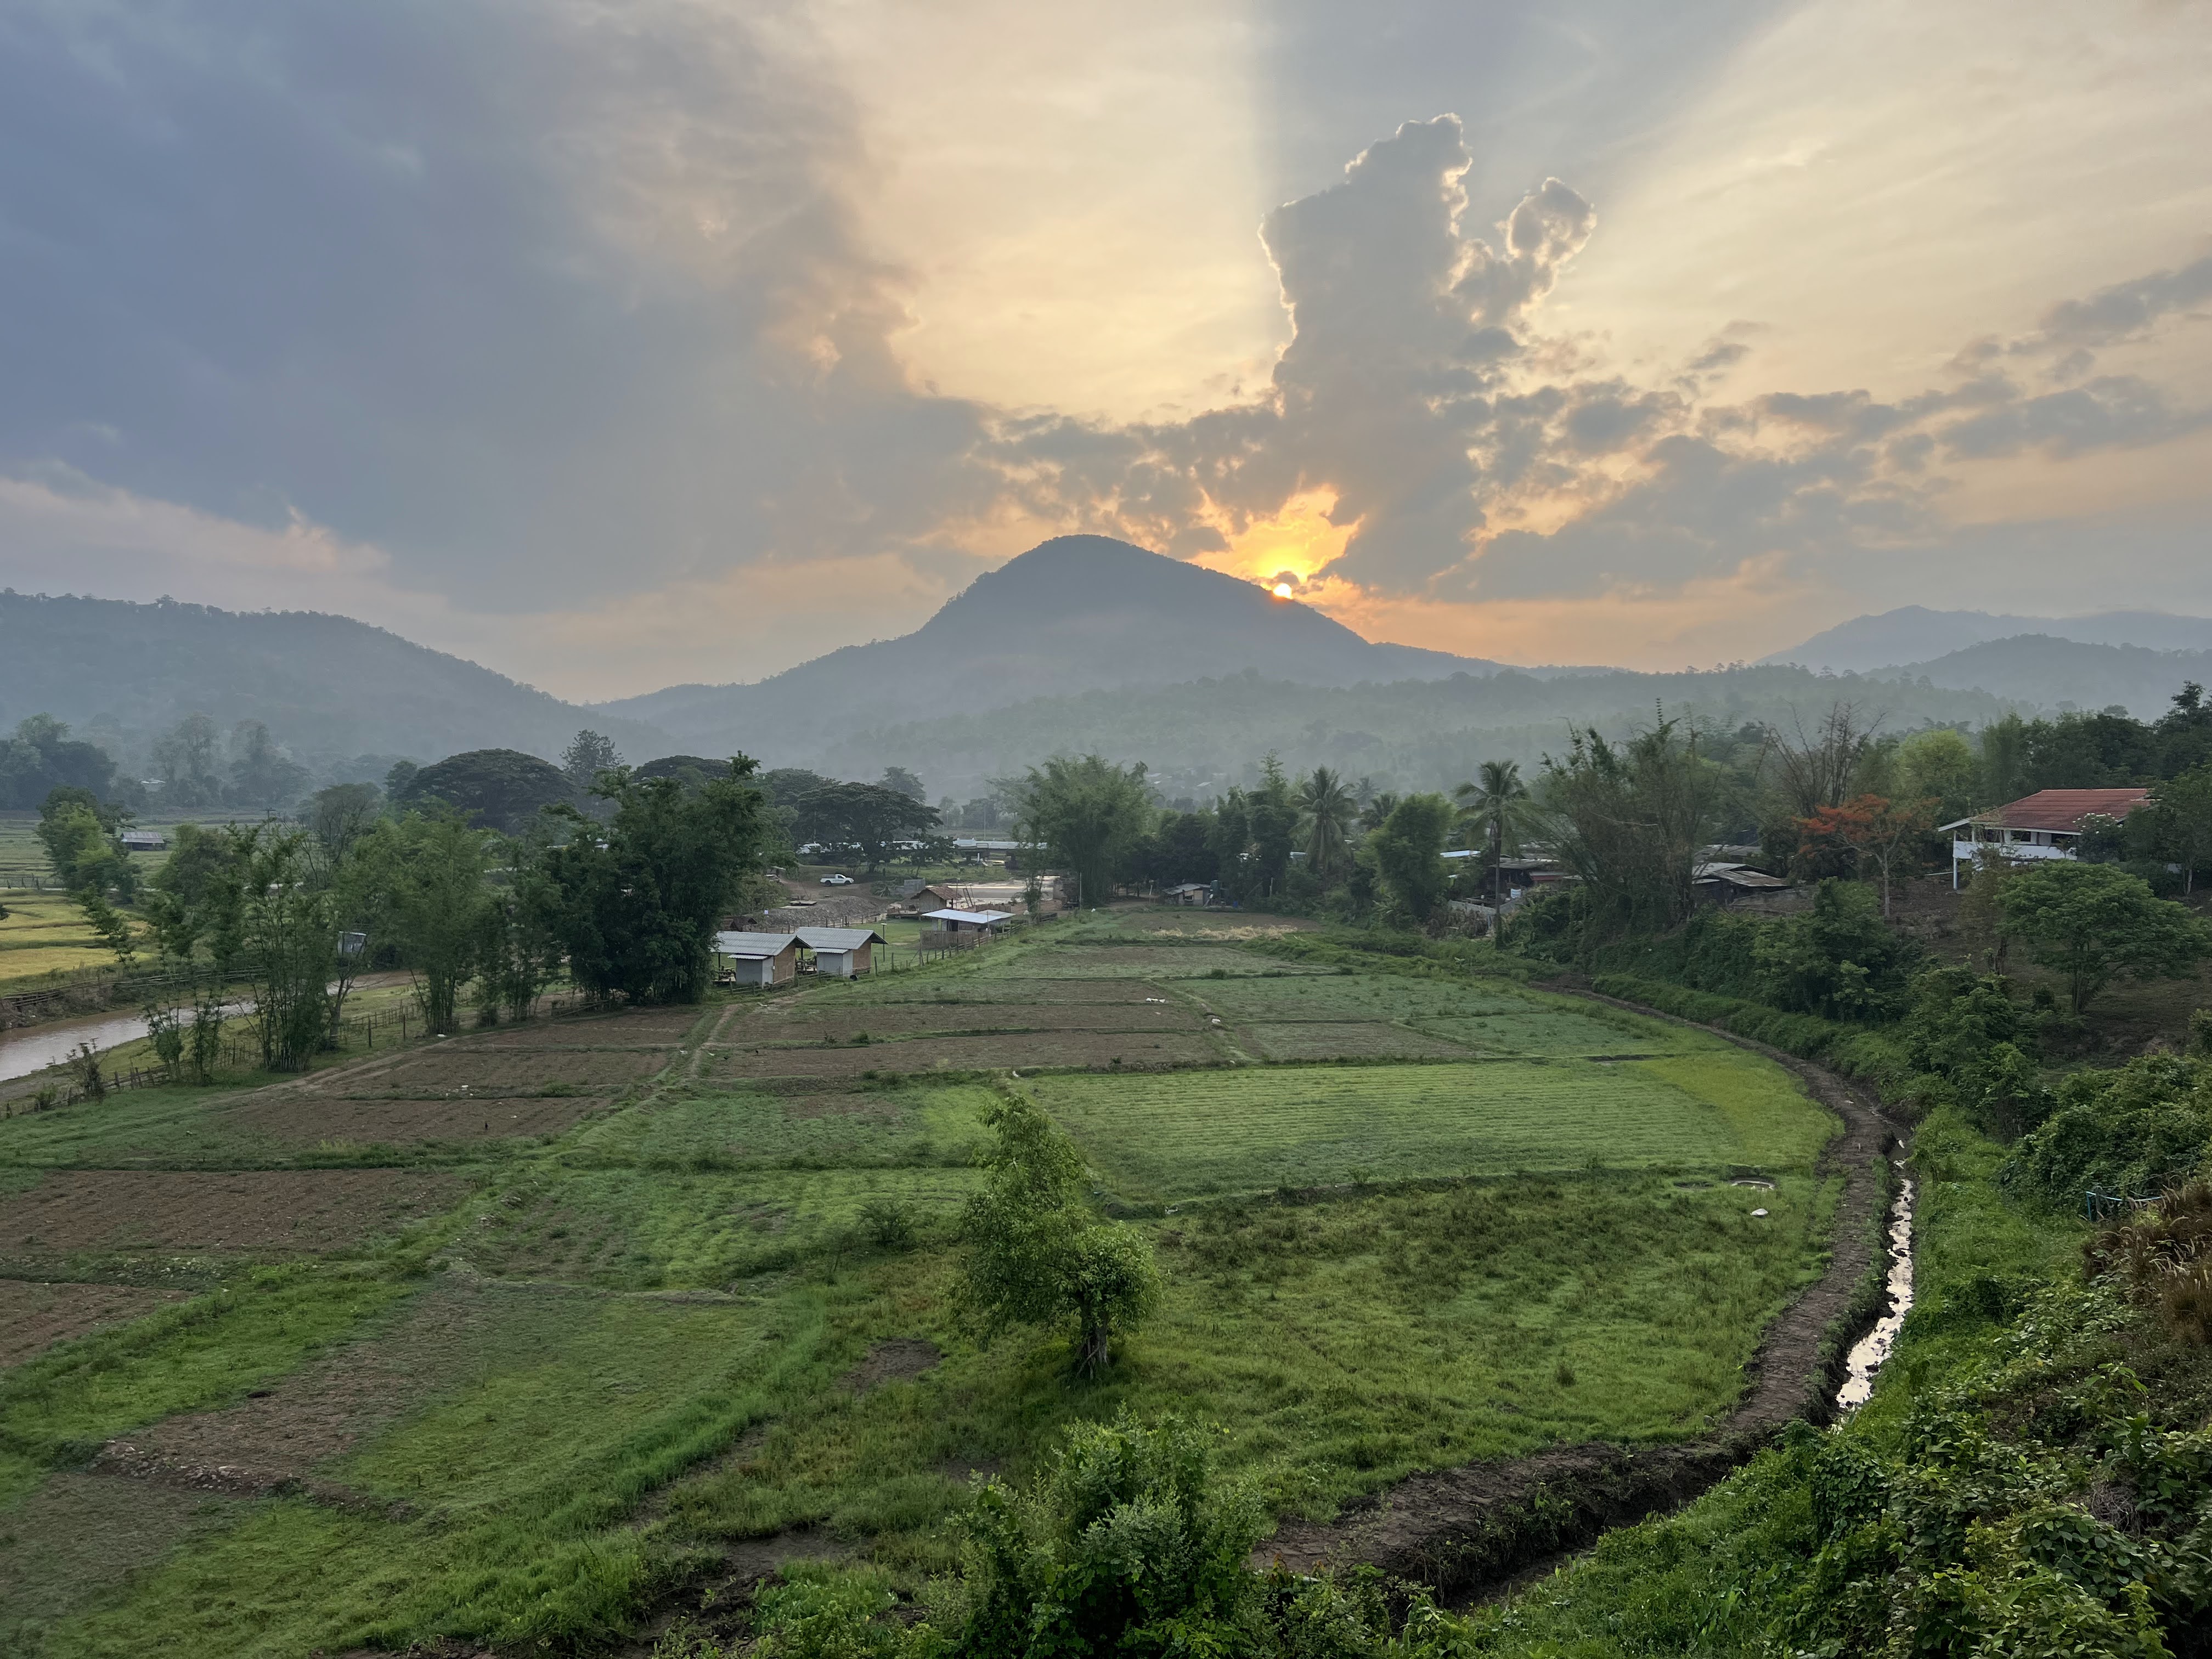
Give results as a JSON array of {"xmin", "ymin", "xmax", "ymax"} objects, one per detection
[
  {"xmin": 0, "ymin": 1169, "xmax": 467, "ymax": 1252},
  {"xmin": 733, "ymin": 1002, "xmax": 1207, "ymax": 1042},
  {"xmin": 854, "ymin": 979, "xmax": 1176, "ymax": 1007},
  {"xmin": 0, "ymin": 1279, "xmax": 188, "ymax": 1367},
  {"xmin": 221, "ymin": 1092, "xmax": 604, "ymax": 1146},
  {"xmin": 710, "ymin": 1030, "xmax": 1223, "ymax": 1079},
  {"xmin": 88, "ymin": 1279, "xmax": 496, "ymax": 1499},
  {"xmin": 306, "ymin": 1048, "xmax": 668, "ymax": 1095},
  {"xmin": 837, "ymin": 1337, "xmax": 941, "ymax": 1392},
  {"xmin": 463, "ymin": 1007, "xmax": 708, "ymax": 1045}
]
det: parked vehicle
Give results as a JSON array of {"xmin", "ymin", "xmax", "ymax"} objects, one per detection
[{"xmin": 820, "ymin": 873, "xmax": 854, "ymax": 885}]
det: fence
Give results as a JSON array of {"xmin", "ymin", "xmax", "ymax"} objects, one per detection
[
  {"xmin": 0, "ymin": 963, "xmax": 218, "ymax": 1032},
  {"xmin": 0, "ymin": 865, "xmax": 61, "ymax": 893},
  {"xmin": 2085, "ymin": 1188, "xmax": 2178, "ymax": 1223}
]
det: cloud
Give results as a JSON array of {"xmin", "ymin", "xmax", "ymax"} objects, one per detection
[{"xmin": 2018, "ymin": 250, "xmax": 2212, "ymax": 352}]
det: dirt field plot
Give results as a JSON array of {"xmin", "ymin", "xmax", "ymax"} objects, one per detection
[
  {"xmin": 306, "ymin": 1047, "xmax": 668, "ymax": 1096},
  {"xmin": 970, "ymin": 945, "xmax": 1331, "ymax": 980},
  {"xmin": 710, "ymin": 1029, "xmax": 1223, "ymax": 1079},
  {"xmin": 732, "ymin": 1001, "xmax": 1208, "ymax": 1042},
  {"xmin": 0, "ymin": 1471, "xmax": 251, "ymax": 1647},
  {"xmin": 837, "ymin": 976, "xmax": 1177, "ymax": 1006},
  {"xmin": 0, "ymin": 1279, "xmax": 187, "ymax": 1367},
  {"xmin": 0, "ymin": 1169, "xmax": 467, "ymax": 1252},
  {"xmin": 221, "ymin": 1092, "xmax": 603, "ymax": 1146},
  {"xmin": 1032, "ymin": 1057, "xmax": 1816, "ymax": 1200},
  {"xmin": 1237, "ymin": 1020, "xmax": 1477, "ymax": 1062},
  {"xmin": 458, "ymin": 1007, "xmax": 707, "ymax": 1046}
]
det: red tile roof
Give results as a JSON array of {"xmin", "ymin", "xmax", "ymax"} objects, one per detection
[{"xmin": 1988, "ymin": 788, "xmax": 2151, "ymax": 831}]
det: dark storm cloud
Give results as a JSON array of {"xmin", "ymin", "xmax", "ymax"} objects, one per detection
[{"xmin": 0, "ymin": 0, "xmax": 994, "ymax": 611}]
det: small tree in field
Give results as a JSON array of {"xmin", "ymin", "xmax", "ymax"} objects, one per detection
[
  {"xmin": 2000, "ymin": 861, "xmax": 2211, "ymax": 1015},
  {"xmin": 958, "ymin": 1097, "xmax": 1160, "ymax": 1373},
  {"xmin": 1794, "ymin": 793, "xmax": 1939, "ymax": 916}
]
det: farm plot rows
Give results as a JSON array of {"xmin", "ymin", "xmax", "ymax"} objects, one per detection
[
  {"xmin": 0, "ymin": 1168, "xmax": 469, "ymax": 1256},
  {"xmin": 0, "ymin": 912, "xmax": 1842, "ymax": 1657}
]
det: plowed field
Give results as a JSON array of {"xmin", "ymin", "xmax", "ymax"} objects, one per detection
[{"xmin": 0, "ymin": 1169, "xmax": 466, "ymax": 1252}]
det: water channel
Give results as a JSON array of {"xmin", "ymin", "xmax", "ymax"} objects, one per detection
[{"xmin": 1836, "ymin": 1171, "xmax": 1915, "ymax": 1410}]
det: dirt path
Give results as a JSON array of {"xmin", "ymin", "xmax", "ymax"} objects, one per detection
[{"xmin": 1259, "ymin": 987, "xmax": 1901, "ymax": 1601}]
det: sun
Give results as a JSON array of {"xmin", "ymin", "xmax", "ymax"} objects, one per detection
[{"xmin": 1272, "ymin": 582, "xmax": 1295, "ymax": 599}]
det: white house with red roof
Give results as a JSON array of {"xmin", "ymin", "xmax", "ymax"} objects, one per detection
[{"xmin": 1940, "ymin": 788, "xmax": 2152, "ymax": 888}]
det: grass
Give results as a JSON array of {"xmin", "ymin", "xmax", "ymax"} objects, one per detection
[
  {"xmin": 0, "ymin": 918, "xmax": 1847, "ymax": 1655},
  {"xmin": 1030, "ymin": 1049, "xmax": 1831, "ymax": 1202}
]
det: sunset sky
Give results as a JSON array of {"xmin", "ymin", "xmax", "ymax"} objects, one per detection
[{"xmin": 3, "ymin": 1, "xmax": 2208, "ymax": 699}]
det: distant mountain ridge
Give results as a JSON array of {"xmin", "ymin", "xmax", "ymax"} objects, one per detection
[
  {"xmin": 1877, "ymin": 635, "xmax": 2212, "ymax": 720},
  {"xmin": 0, "ymin": 591, "xmax": 672, "ymax": 767},
  {"xmin": 1764, "ymin": 605, "xmax": 2212, "ymax": 674},
  {"xmin": 600, "ymin": 535, "xmax": 1506, "ymax": 754}
]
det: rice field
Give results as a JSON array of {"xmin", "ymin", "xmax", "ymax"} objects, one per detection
[
  {"xmin": 1032, "ymin": 1051, "xmax": 1830, "ymax": 1201},
  {"xmin": 0, "ymin": 909, "xmax": 1844, "ymax": 1657}
]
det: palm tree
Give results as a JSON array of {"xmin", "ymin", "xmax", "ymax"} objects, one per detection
[
  {"xmin": 1454, "ymin": 760, "xmax": 1534, "ymax": 905},
  {"xmin": 1294, "ymin": 766, "xmax": 1358, "ymax": 881}
]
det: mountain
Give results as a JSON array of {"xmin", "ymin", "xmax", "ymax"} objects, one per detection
[
  {"xmin": 599, "ymin": 535, "xmax": 1503, "ymax": 754},
  {"xmin": 1879, "ymin": 636, "xmax": 2212, "ymax": 719},
  {"xmin": 0, "ymin": 591, "xmax": 672, "ymax": 770},
  {"xmin": 1763, "ymin": 606, "xmax": 2212, "ymax": 673}
]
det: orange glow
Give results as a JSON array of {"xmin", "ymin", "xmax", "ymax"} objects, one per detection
[{"xmin": 1190, "ymin": 489, "xmax": 1359, "ymax": 590}]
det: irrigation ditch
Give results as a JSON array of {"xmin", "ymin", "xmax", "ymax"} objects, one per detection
[{"xmin": 1255, "ymin": 985, "xmax": 1911, "ymax": 1605}]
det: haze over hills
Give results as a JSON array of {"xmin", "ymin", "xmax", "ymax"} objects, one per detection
[
  {"xmin": 1877, "ymin": 636, "xmax": 2212, "ymax": 721},
  {"xmin": 1762, "ymin": 605, "xmax": 2212, "ymax": 674},
  {"xmin": 0, "ymin": 591, "xmax": 672, "ymax": 770},
  {"xmin": 598, "ymin": 535, "xmax": 1508, "ymax": 753}
]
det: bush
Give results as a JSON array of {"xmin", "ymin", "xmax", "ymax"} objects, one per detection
[{"xmin": 2003, "ymin": 1055, "xmax": 2212, "ymax": 1207}]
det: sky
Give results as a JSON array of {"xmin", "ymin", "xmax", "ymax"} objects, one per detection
[{"xmin": 1, "ymin": 0, "xmax": 2208, "ymax": 702}]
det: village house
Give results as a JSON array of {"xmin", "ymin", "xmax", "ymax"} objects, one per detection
[
  {"xmin": 794, "ymin": 925, "xmax": 885, "ymax": 979},
  {"xmin": 1940, "ymin": 787, "xmax": 2153, "ymax": 888},
  {"xmin": 922, "ymin": 906, "xmax": 1018, "ymax": 935},
  {"xmin": 713, "ymin": 930, "xmax": 800, "ymax": 986}
]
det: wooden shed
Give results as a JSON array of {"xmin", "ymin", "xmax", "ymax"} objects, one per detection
[
  {"xmin": 714, "ymin": 929, "xmax": 800, "ymax": 986},
  {"xmin": 794, "ymin": 925, "xmax": 885, "ymax": 979}
]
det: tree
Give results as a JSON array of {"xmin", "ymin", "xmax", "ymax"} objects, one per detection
[
  {"xmin": 793, "ymin": 780, "xmax": 941, "ymax": 872},
  {"xmin": 1454, "ymin": 759, "xmax": 1536, "ymax": 904},
  {"xmin": 1767, "ymin": 702, "xmax": 1880, "ymax": 819},
  {"xmin": 225, "ymin": 719, "xmax": 310, "ymax": 811},
  {"xmin": 558, "ymin": 730, "xmax": 621, "ymax": 793},
  {"xmin": 1294, "ymin": 766, "xmax": 1358, "ymax": 882},
  {"xmin": 1542, "ymin": 714, "xmax": 1723, "ymax": 939},
  {"xmin": 1896, "ymin": 727, "xmax": 1979, "ymax": 822},
  {"xmin": 353, "ymin": 811, "xmax": 495, "ymax": 1035},
  {"xmin": 0, "ymin": 715, "xmax": 120, "ymax": 809},
  {"xmin": 2142, "ymin": 763, "xmax": 2212, "ymax": 895},
  {"xmin": 397, "ymin": 748, "xmax": 575, "ymax": 833},
  {"xmin": 306, "ymin": 782, "xmax": 382, "ymax": 866},
  {"xmin": 1753, "ymin": 879, "xmax": 1919, "ymax": 1021},
  {"xmin": 2000, "ymin": 862, "xmax": 2210, "ymax": 1015},
  {"xmin": 537, "ymin": 759, "xmax": 768, "ymax": 1005},
  {"xmin": 1979, "ymin": 713, "xmax": 2028, "ymax": 807},
  {"xmin": 1245, "ymin": 755, "xmax": 1297, "ymax": 898},
  {"xmin": 1003, "ymin": 755, "xmax": 1153, "ymax": 908},
  {"xmin": 1793, "ymin": 793, "xmax": 1939, "ymax": 916},
  {"xmin": 956, "ymin": 1096, "xmax": 1160, "ymax": 1373},
  {"xmin": 37, "ymin": 787, "xmax": 137, "ymax": 960},
  {"xmin": 1366, "ymin": 792, "xmax": 1453, "ymax": 926},
  {"xmin": 878, "ymin": 766, "xmax": 927, "ymax": 802}
]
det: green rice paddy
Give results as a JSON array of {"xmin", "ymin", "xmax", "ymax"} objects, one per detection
[{"xmin": 0, "ymin": 909, "xmax": 1843, "ymax": 1657}]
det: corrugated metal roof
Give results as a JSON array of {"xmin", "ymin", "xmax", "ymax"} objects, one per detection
[
  {"xmin": 922, "ymin": 908, "xmax": 1017, "ymax": 926},
  {"xmin": 1693, "ymin": 864, "xmax": 1792, "ymax": 890},
  {"xmin": 794, "ymin": 927, "xmax": 885, "ymax": 951},
  {"xmin": 714, "ymin": 930, "xmax": 798, "ymax": 958}
]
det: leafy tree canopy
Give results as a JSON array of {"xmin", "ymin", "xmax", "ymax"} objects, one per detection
[
  {"xmin": 1003, "ymin": 754, "xmax": 1152, "ymax": 906},
  {"xmin": 399, "ymin": 747, "xmax": 575, "ymax": 833},
  {"xmin": 2000, "ymin": 860, "xmax": 2210, "ymax": 1014},
  {"xmin": 0, "ymin": 714, "xmax": 118, "ymax": 809}
]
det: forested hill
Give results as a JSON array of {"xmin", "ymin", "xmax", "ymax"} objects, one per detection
[
  {"xmin": 597, "ymin": 534, "xmax": 1506, "ymax": 751},
  {"xmin": 0, "ymin": 592, "xmax": 671, "ymax": 766},
  {"xmin": 1892, "ymin": 635, "xmax": 2212, "ymax": 719},
  {"xmin": 806, "ymin": 664, "xmax": 2018, "ymax": 800}
]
